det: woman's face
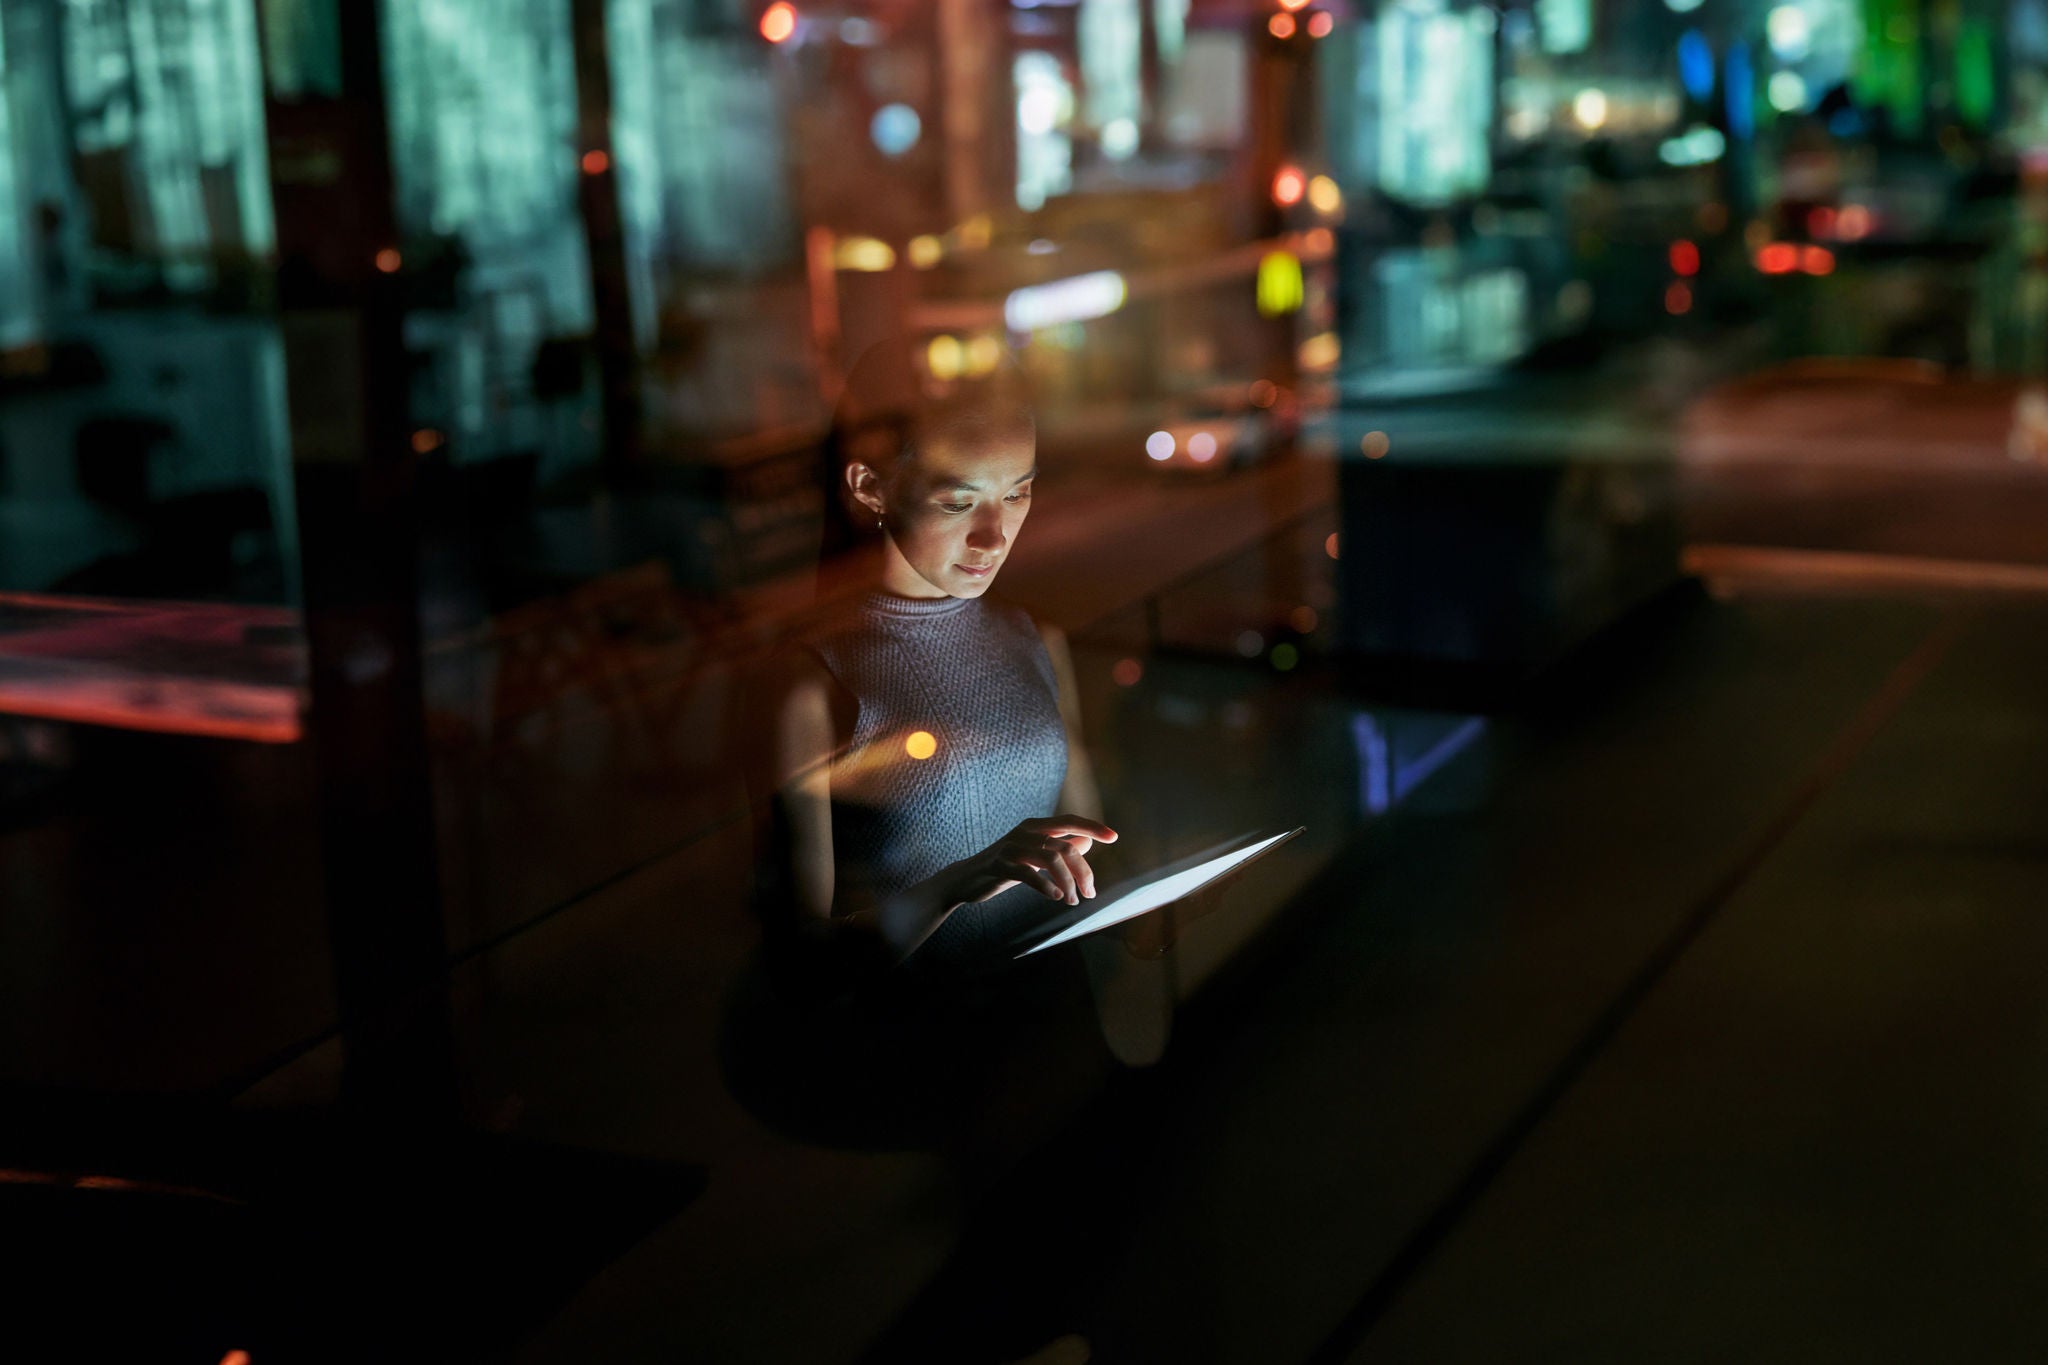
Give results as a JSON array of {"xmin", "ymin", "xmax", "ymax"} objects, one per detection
[{"xmin": 868, "ymin": 426, "xmax": 1037, "ymax": 599}]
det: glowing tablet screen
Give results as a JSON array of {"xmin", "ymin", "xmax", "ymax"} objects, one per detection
[{"xmin": 1017, "ymin": 830, "xmax": 1296, "ymax": 957}]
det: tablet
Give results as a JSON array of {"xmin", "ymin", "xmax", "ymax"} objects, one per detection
[{"xmin": 1014, "ymin": 827, "xmax": 1304, "ymax": 957}]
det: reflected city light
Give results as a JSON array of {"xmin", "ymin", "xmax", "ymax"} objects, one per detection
[
  {"xmin": 1324, "ymin": 533, "xmax": 1340, "ymax": 559},
  {"xmin": 1800, "ymin": 245, "xmax": 1835, "ymax": 276},
  {"xmin": 1360, "ymin": 430, "xmax": 1390, "ymax": 459},
  {"xmin": 1005, "ymin": 271, "xmax": 1127, "ymax": 330},
  {"xmin": 928, "ymin": 335, "xmax": 964, "ymax": 381},
  {"xmin": 1112, "ymin": 658, "xmax": 1143, "ymax": 687},
  {"xmin": 374, "ymin": 248, "xmax": 402, "ymax": 273},
  {"xmin": 1272, "ymin": 166, "xmax": 1307, "ymax": 207},
  {"xmin": 759, "ymin": 2, "xmax": 797, "ymax": 44},
  {"xmin": 1572, "ymin": 89, "xmax": 1609, "ymax": 131},
  {"xmin": 1146, "ymin": 431, "xmax": 1175, "ymax": 461},
  {"xmin": 908, "ymin": 234, "xmax": 944, "ymax": 269},
  {"xmin": 1271, "ymin": 642, "xmax": 1299, "ymax": 671},
  {"xmin": 1755, "ymin": 242, "xmax": 1799, "ymax": 274},
  {"xmin": 904, "ymin": 730, "xmax": 938, "ymax": 761},
  {"xmin": 1665, "ymin": 282, "xmax": 1693, "ymax": 315},
  {"xmin": 1235, "ymin": 630, "xmax": 1265, "ymax": 658},
  {"xmin": 833, "ymin": 236, "xmax": 896, "ymax": 272},
  {"xmin": 411, "ymin": 429, "xmax": 445, "ymax": 454},
  {"xmin": 1669, "ymin": 240, "xmax": 1700, "ymax": 277},
  {"xmin": 1307, "ymin": 175, "xmax": 1342, "ymax": 215},
  {"xmin": 1188, "ymin": 431, "xmax": 1218, "ymax": 462},
  {"xmin": 580, "ymin": 148, "xmax": 610, "ymax": 175},
  {"xmin": 1269, "ymin": 13, "xmax": 1296, "ymax": 39},
  {"xmin": 1308, "ymin": 11, "xmax": 1334, "ymax": 38},
  {"xmin": 1290, "ymin": 605, "xmax": 1319, "ymax": 633}
]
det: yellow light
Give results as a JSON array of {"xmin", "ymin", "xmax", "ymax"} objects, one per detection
[
  {"xmin": 760, "ymin": 2, "xmax": 797, "ymax": 43},
  {"xmin": 1307, "ymin": 175, "xmax": 1342, "ymax": 215},
  {"xmin": 1256, "ymin": 251, "xmax": 1305, "ymax": 317},
  {"xmin": 908, "ymin": 234, "xmax": 944, "ymax": 269},
  {"xmin": 905, "ymin": 730, "xmax": 938, "ymax": 760},
  {"xmin": 833, "ymin": 236, "xmax": 896, "ymax": 272},
  {"xmin": 957, "ymin": 214, "xmax": 994, "ymax": 250},
  {"xmin": 965, "ymin": 333, "xmax": 1001, "ymax": 376},
  {"xmin": 927, "ymin": 335, "xmax": 964, "ymax": 381},
  {"xmin": 1298, "ymin": 330, "xmax": 1341, "ymax": 371},
  {"xmin": 1572, "ymin": 88, "xmax": 1609, "ymax": 131}
]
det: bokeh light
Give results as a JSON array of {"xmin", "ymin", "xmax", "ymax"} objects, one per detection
[
  {"xmin": 1269, "ymin": 13, "xmax": 1296, "ymax": 39},
  {"xmin": 1112, "ymin": 658, "xmax": 1144, "ymax": 687},
  {"xmin": 1360, "ymin": 430, "xmax": 1391, "ymax": 460},
  {"xmin": 1272, "ymin": 166, "xmax": 1307, "ymax": 207},
  {"xmin": 374, "ymin": 248, "xmax": 402, "ymax": 273},
  {"xmin": 1146, "ymin": 431, "xmax": 1175, "ymax": 460},
  {"xmin": 1188, "ymin": 431, "xmax": 1218, "ymax": 463},
  {"xmin": 905, "ymin": 730, "xmax": 938, "ymax": 761},
  {"xmin": 1324, "ymin": 533, "xmax": 1340, "ymax": 560},
  {"xmin": 759, "ymin": 2, "xmax": 797, "ymax": 43}
]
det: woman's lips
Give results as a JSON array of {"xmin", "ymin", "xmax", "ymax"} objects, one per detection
[{"xmin": 956, "ymin": 562, "xmax": 996, "ymax": 577}]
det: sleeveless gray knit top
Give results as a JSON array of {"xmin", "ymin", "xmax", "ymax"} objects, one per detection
[{"xmin": 807, "ymin": 591, "xmax": 1069, "ymax": 976}]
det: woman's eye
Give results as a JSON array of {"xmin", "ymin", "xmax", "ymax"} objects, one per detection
[
  {"xmin": 939, "ymin": 503, "xmax": 971, "ymax": 514},
  {"xmin": 1006, "ymin": 488, "xmax": 1033, "ymax": 504}
]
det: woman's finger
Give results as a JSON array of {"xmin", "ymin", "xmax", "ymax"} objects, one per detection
[
  {"xmin": 1031, "ymin": 815, "xmax": 1118, "ymax": 845},
  {"xmin": 1061, "ymin": 848, "xmax": 1096, "ymax": 899},
  {"xmin": 998, "ymin": 859, "xmax": 1065, "ymax": 902}
]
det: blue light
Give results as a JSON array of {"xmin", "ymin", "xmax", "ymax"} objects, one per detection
[
  {"xmin": 1724, "ymin": 42, "xmax": 1755, "ymax": 141},
  {"xmin": 1678, "ymin": 31, "xmax": 1715, "ymax": 102},
  {"xmin": 870, "ymin": 103, "xmax": 922, "ymax": 158}
]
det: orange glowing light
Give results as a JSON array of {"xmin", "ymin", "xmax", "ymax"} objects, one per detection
[
  {"xmin": 410, "ymin": 428, "xmax": 444, "ymax": 454},
  {"xmin": 1324, "ymin": 533, "xmax": 1340, "ymax": 560},
  {"xmin": 1665, "ymin": 281, "xmax": 1693, "ymax": 315},
  {"xmin": 581, "ymin": 148, "xmax": 610, "ymax": 175},
  {"xmin": 760, "ymin": 2, "xmax": 797, "ymax": 43},
  {"xmin": 1272, "ymin": 166, "xmax": 1307, "ymax": 207},
  {"xmin": 1835, "ymin": 204, "xmax": 1872, "ymax": 240},
  {"xmin": 1807, "ymin": 205, "xmax": 1836, "ymax": 237},
  {"xmin": 905, "ymin": 730, "xmax": 938, "ymax": 760},
  {"xmin": 1269, "ymin": 12, "xmax": 1296, "ymax": 37},
  {"xmin": 1800, "ymin": 245, "xmax": 1835, "ymax": 275},
  {"xmin": 1755, "ymin": 242, "xmax": 1798, "ymax": 274},
  {"xmin": 374, "ymin": 248, "xmax": 402, "ymax": 274},
  {"xmin": 1278, "ymin": 0, "xmax": 1310, "ymax": 10},
  {"xmin": 1112, "ymin": 658, "xmax": 1144, "ymax": 687},
  {"xmin": 1249, "ymin": 378, "xmax": 1279, "ymax": 408},
  {"xmin": 220, "ymin": 1353, "xmax": 253, "ymax": 1365},
  {"xmin": 1360, "ymin": 430, "xmax": 1390, "ymax": 459},
  {"xmin": 1289, "ymin": 605, "xmax": 1319, "ymax": 633},
  {"xmin": 1307, "ymin": 11, "xmax": 1334, "ymax": 36},
  {"xmin": 1669, "ymin": 239, "xmax": 1700, "ymax": 277},
  {"xmin": 1303, "ymin": 226, "xmax": 1335, "ymax": 257}
]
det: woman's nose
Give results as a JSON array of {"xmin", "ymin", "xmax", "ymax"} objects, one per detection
[{"xmin": 966, "ymin": 509, "xmax": 1005, "ymax": 551}]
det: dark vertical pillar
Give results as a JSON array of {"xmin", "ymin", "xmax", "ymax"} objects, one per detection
[
  {"xmin": 259, "ymin": 0, "xmax": 455, "ymax": 1119},
  {"xmin": 570, "ymin": 0, "xmax": 643, "ymax": 482}
]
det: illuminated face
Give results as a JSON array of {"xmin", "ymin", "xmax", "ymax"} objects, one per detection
[{"xmin": 855, "ymin": 426, "xmax": 1037, "ymax": 599}]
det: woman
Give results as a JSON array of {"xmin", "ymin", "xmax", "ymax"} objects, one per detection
[{"xmin": 742, "ymin": 341, "xmax": 1167, "ymax": 1107}]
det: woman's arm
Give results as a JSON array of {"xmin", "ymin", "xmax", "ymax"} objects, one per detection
[
  {"xmin": 1040, "ymin": 622, "xmax": 1103, "ymax": 823},
  {"xmin": 764, "ymin": 650, "xmax": 1113, "ymax": 979}
]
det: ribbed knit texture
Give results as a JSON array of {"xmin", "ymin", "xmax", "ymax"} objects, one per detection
[{"xmin": 807, "ymin": 590, "xmax": 1068, "ymax": 975}]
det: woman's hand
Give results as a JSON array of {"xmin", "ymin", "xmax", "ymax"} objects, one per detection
[{"xmin": 957, "ymin": 815, "xmax": 1118, "ymax": 907}]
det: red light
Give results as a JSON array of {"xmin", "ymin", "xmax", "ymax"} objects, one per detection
[
  {"xmin": 759, "ymin": 2, "xmax": 796, "ymax": 43},
  {"xmin": 1755, "ymin": 242, "xmax": 1798, "ymax": 274},
  {"xmin": 1112, "ymin": 658, "xmax": 1144, "ymax": 687},
  {"xmin": 1307, "ymin": 11, "xmax": 1334, "ymax": 36},
  {"xmin": 1665, "ymin": 282, "xmax": 1693, "ymax": 315},
  {"xmin": 1801, "ymin": 245, "xmax": 1835, "ymax": 275},
  {"xmin": 1269, "ymin": 12, "xmax": 1296, "ymax": 37},
  {"xmin": 1272, "ymin": 166, "xmax": 1306, "ymax": 207},
  {"xmin": 1669, "ymin": 239, "xmax": 1700, "ymax": 277},
  {"xmin": 1836, "ymin": 204, "xmax": 1872, "ymax": 240},
  {"xmin": 1808, "ymin": 205, "xmax": 1836, "ymax": 237},
  {"xmin": 374, "ymin": 248, "xmax": 401, "ymax": 274},
  {"xmin": 581, "ymin": 148, "xmax": 610, "ymax": 175}
]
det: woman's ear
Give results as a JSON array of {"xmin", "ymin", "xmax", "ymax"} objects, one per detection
[{"xmin": 844, "ymin": 462, "xmax": 886, "ymax": 521}]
